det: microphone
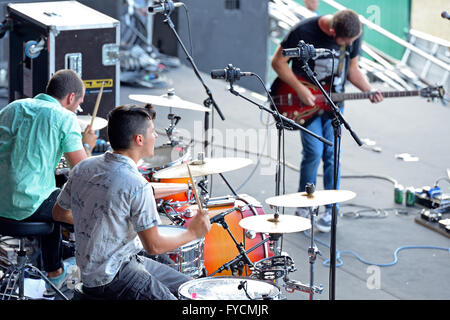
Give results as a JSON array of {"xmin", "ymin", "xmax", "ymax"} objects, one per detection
[
  {"xmin": 211, "ymin": 64, "xmax": 252, "ymax": 83},
  {"xmin": 209, "ymin": 207, "xmax": 238, "ymax": 224},
  {"xmin": 282, "ymin": 40, "xmax": 334, "ymax": 61},
  {"xmin": 148, "ymin": 1, "xmax": 183, "ymax": 14},
  {"xmin": 441, "ymin": 11, "xmax": 450, "ymax": 20}
]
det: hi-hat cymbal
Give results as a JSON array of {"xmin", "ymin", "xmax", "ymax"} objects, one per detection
[
  {"xmin": 265, "ymin": 190, "xmax": 356, "ymax": 208},
  {"xmin": 77, "ymin": 115, "xmax": 108, "ymax": 131},
  {"xmin": 239, "ymin": 214, "xmax": 311, "ymax": 234},
  {"xmin": 152, "ymin": 158, "xmax": 253, "ymax": 179},
  {"xmin": 149, "ymin": 182, "xmax": 188, "ymax": 199},
  {"xmin": 129, "ymin": 93, "xmax": 210, "ymax": 112}
]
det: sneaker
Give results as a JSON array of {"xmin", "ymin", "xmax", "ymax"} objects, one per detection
[
  {"xmin": 316, "ymin": 208, "xmax": 333, "ymax": 233},
  {"xmin": 43, "ymin": 257, "xmax": 77, "ymax": 297}
]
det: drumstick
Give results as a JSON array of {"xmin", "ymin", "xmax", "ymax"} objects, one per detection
[
  {"xmin": 186, "ymin": 163, "xmax": 205, "ymax": 215},
  {"xmin": 90, "ymin": 81, "xmax": 105, "ymax": 129}
]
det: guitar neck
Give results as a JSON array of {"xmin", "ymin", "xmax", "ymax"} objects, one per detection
[{"xmin": 332, "ymin": 90, "xmax": 421, "ymax": 102}]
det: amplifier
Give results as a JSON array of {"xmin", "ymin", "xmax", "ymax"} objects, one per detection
[{"xmin": 7, "ymin": 1, "xmax": 120, "ymax": 139}]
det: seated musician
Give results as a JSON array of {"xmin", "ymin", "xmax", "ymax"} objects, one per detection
[
  {"xmin": 53, "ymin": 104, "xmax": 211, "ymax": 300},
  {"xmin": 0, "ymin": 69, "xmax": 97, "ymax": 297}
]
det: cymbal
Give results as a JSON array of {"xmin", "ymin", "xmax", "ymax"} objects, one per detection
[
  {"xmin": 265, "ymin": 190, "xmax": 356, "ymax": 208},
  {"xmin": 77, "ymin": 115, "xmax": 108, "ymax": 131},
  {"xmin": 239, "ymin": 214, "xmax": 311, "ymax": 234},
  {"xmin": 149, "ymin": 182, "xmax": 188, "ymax": 199},
  {"xmin": 129, "ymin": 93, "xmax": 210, "ymax": 112},
  {"xmin": 152, "ymin": 157, "xmax": 253, "ymax": 179}
]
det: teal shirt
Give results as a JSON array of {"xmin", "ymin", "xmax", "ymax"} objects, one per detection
[{"xmin": 0, "ymin": 93, "xmax": 83, "ymax": 220}]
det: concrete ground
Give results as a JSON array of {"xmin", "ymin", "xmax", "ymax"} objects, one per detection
[{"xmin": 118, "ymin": 63, "xmax": 450, "ymax": 301}]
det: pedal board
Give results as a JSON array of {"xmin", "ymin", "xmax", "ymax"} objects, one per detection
[{"xmin": 414, "ymin": 204, "xmax": 450, "ymax": 238}]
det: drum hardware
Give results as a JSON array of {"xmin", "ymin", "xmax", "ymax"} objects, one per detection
[
  {"xmin": 209, "ymin": 236, "xmax": 271, "ymax": 277},
  {"xmin": 157, "ymin": 200, "xmax": 186, "ymax": 226},
  {"xmin": 250, "ymin": 254, "xmax": 296, "ymax": 281},
  {"xmin": 165, "ymin": 112, "xmax": 181, "ymax": 146}
]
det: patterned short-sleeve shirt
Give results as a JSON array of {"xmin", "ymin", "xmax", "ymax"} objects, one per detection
[{"xmin": 57, "ymin": 151, "xmax": 161, "ymax": 287}]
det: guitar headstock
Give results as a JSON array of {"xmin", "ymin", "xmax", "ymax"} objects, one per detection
[{"xmin": 419, "ymin": 85, "xmax": 445, "ymax": 102}]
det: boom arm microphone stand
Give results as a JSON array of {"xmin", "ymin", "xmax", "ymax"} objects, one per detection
[
  {"xmin": 152, "ymin": 1, "xmax": 241, "ymax": 196},
  {"xmin": 295, "ymin": 42, "xmax": 363, "ymax": 300},
  {"xmin": 216, "ymin": 65, "xmax": 332, "ymax": 265}
]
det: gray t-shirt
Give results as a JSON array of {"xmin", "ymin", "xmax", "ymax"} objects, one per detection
[{"xmin": 57, "ymin": 151, "xmax": 161, "ymax": 287}]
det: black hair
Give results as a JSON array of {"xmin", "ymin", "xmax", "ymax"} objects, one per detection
[
  {"xmin": 331, "ymin": 9, "xmax": 362, "ymax": 39},
  {"xmin": 45, "ymin": 69, "xmax": 85, "ymax": 100},
  {"xmin": 107, "ymin": 104, "xmax": 156, "ymax": 151}
]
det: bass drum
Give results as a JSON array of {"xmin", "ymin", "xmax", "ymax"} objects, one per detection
[
  {"xmin": 138, "ymin": 143, "xmax": 192, "ymax": 203},
  {"xmin": 179, "ymin": 195, "xmax": 273, "ymax": 277}
]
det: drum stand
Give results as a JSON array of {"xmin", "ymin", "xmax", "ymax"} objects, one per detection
[
  {"xmin": 209, "ymin": 217, "xmax": 271, "ymax": 277},
  {"xmin": 283, "ymin": 205, "xmax": 323, "ymax": 300}
]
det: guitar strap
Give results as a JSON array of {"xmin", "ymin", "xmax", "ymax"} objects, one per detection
[{"xmin": 336, "ymin": 45, "xmax": 347, "ymax": 77}]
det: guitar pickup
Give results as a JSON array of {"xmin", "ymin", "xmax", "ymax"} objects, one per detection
[{"xmin": 287, "ymin": 93, "xmax": 293, "ymax": 106}]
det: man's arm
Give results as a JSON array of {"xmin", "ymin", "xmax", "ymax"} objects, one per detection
[
  {"xmin": 347, "ymin": 57, "xmax": 383, "ymax": 103},
  {"xmin": 52, "ymin": 202, "xmax": 73, "ymax": 225},
  {"xmin": 137, "ymin": 210, "xmax": 211, "ymax": 255},
  {"xmin": 64, "ymin": 124, "xmax": 97, "ymax": 168},
  {"xmin": 271, "ymin": 45, "xmax": 316, "ymax": 106}
]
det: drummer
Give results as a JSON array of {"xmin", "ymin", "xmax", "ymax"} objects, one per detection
[{"xmin": 53, "ymin": 104, "xmax": 211, "ymax": 300}]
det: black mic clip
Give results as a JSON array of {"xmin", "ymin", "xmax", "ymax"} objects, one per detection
[{"xmin": 211, "ymin": 64, "xmax": 252, "ymax": 84}]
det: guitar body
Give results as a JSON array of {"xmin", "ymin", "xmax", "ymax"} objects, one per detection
[{"xmin": 270, "ymin": 75, "xmax": 333, "ymax": 127}]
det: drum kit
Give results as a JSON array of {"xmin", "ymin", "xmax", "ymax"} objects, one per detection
[{"xmin": 123, "ymin": 91, "xmax": 357, "ymax": 300}]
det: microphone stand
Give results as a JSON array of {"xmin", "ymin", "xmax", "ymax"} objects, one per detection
[
  {"xmin": 226, "ymin": 75, "xmax": 332, "ymax": 270},
  {"xmin": 156, "ymin": 1, "xmax": 242, "ymax": 197},
  {"xmin": 300, "ymin": 60, "xmax": 363, "ymax": 301}
]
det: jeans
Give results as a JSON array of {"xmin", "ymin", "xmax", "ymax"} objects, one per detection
[
  {"xmin": 83, "ymin": 254, "xmax": 190, "ymax": 300},
  {"xmin": 298, "ymin": 112, "xmax": 342, "ymax": 209},
  {"xmin": 23, "ymin": 189, "xmax": 63, "ymax": 273}
]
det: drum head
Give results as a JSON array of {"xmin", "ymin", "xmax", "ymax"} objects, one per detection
[
  {"xmin": 139, "ymin": 144, "xmax": 190, "ymax": 171},
  {"xmin": 158, "ymin": 225, "xmax": 201, "ymax": 247},
  {"xmin": 178, "ymin": 277, "xmax": 280, "ymax": 300}
]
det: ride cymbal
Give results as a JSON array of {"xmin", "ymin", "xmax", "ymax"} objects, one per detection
[
  {"xmin": 77, "ymin": 115, "xmax": 108, "ymax": 131},
  {"xmin": 239, "ymin": 214, "xmax": 311, "ymax": 234},
  {"xmin": 265, "ymin": 190, "xmax": 356, "ymax": 208},
  {"xmin": 153, "ymin": 158, "xmax": 253, "ymax": 179},
  {"xmin": 129, "ymin": 93, "xmax": 210, "ymax": 112}
]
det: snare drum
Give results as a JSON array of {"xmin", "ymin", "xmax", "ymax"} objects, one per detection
[
  {"xmin": 138, "ymin": 144, "xmax": 191, "ymax": 202},
  {"xmin": 180, "ymin": 196, "xmax": 273, "ymax": 276},
  {"xmin": 178, "ymin": 276, "xmax": 281, "ymax": 300},
  {"xmin": 157, "ymin": 225, "xmax": 204, "ymax": 278}
]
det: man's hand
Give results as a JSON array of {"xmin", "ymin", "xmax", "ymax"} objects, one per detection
[
  {"xmin": 369, "ymin": 90, "xmax": 383, "ymax": 103},
  {"xmin": 187, "ymin": 209, "xmax": 211, "ymax": 239},
  {"xmin": 296, "ymin": 84, "xmax": 316, "ymax": 106},
  {"xmin": 82, "ymin": 124, "xmax": 97, "ymax": 151}
]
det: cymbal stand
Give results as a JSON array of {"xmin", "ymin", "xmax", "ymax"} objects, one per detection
[
  {"xmin": 209, "ymin": 217, "xmax": 271, "ymax": 277},
  {"xmin": 165, "ymin": 110, "xmax": 181, "ymax": 145}
]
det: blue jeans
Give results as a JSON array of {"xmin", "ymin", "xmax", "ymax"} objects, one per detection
[{"xmin": 298, "ymin": 112, "xmax": 342, "ymax": 209}]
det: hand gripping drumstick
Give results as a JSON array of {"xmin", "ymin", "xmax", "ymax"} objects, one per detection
[
  {"xmin": 186, "ymin": 163, "xmax": 206, "ymax": 215},
  {"xmin": 90, "ymin": 81, "xmax": 105, "ymax": 129}
]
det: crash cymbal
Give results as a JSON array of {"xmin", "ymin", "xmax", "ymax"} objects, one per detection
[
  {"xmin": 77, "ymin": 115, "xmax": 108, "ymax": 131},
  {"xmin": 129, "ymin": 93, "xmax": 210, "ymax": 112},
  {"xmin": 149, "ymin": 182, "xmax": 188, "ymax": 199},
  {"xmin": 265, "ymin": 190, "xmax": 356, "ymax": 208},
  {"xmin": 239, "ymin": 214, "xmax": 311, "ymax": 234},
  {"xmin": 152, "ymin": 157, "xmax": 253, "ymax": 179}
]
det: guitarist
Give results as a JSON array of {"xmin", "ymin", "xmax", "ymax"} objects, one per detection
[{"xmin": 271, "ymin": 9, "xmax": 383, "ymax": 232}]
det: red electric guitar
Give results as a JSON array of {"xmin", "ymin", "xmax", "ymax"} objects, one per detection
[{"xmin": 270, "ymin": 75, "xmax": 445, "ymax": 127}]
